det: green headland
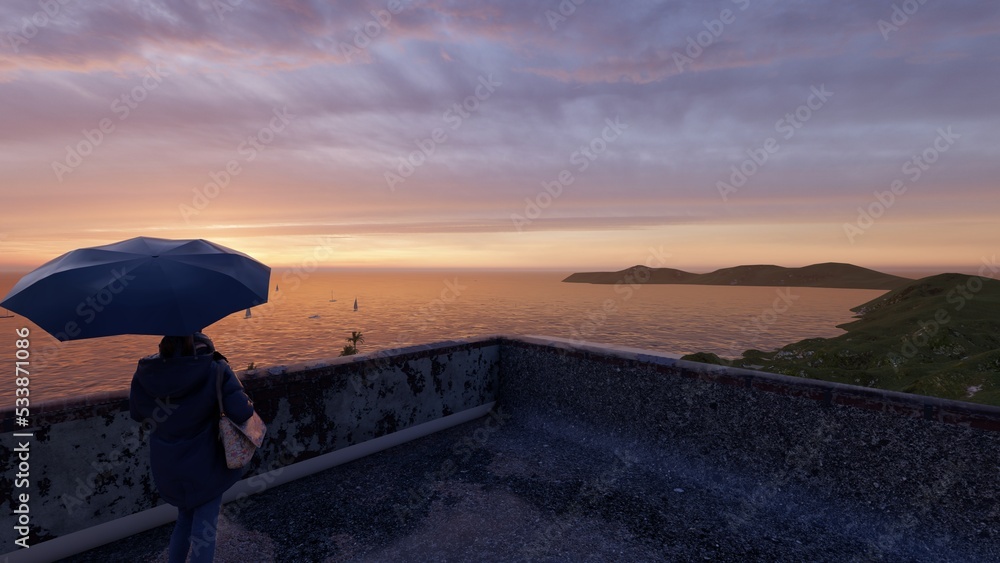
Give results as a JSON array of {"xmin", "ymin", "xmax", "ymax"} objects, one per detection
[{"xmin": 682, "ymin": 273, "xmax": 1000, "ymax": 406}]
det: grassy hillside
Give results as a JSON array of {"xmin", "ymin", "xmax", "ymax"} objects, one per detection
[
  {"xmin": 682, "ymin": 274, "xmax": 1000, "ymax": 406},
  {"xmin": 564, "ymin": 262, "xmax": 910, "ymax": 290}
]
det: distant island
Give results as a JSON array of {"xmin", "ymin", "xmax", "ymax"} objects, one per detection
[
  {"xmin": 682, "ymin": 273, "xmax": 1000, "ymax": 406},
  {"xmin": 563, "ymin": 262, "xmax": 911, "ymax": 290}
]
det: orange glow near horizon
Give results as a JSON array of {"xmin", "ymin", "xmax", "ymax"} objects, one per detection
[{"xmin": 1, "ymin": 220, "xmax": 995, "ymax": 276}]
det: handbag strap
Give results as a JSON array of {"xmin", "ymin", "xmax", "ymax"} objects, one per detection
[{"xmin": 215, "ymin": 362, "xmax": 227, "ymax": 418}]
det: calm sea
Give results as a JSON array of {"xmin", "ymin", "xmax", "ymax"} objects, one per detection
[{"xmin": 0, "ymin": 270, "xmax": 886, "ymax": 406}]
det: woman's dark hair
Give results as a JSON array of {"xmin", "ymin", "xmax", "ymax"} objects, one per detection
[{"xmin": 159, "ymin": 335, "xmax": 195, "ymax": 358}]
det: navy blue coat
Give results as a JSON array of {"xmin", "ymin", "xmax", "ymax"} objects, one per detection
[{"xmin": 130, "ymin": 353, "xmax": 255, "ymax": 509}]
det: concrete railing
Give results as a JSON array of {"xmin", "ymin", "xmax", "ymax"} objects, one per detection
[
  {"xmin": 0, "ymin": 337, "xmax": 501, "ymax": 560},
  {"xmin": 3, "ymin": 334, "xmax": 1000, "ymax": 561},
  {"xmin": 498, "ymin": 336, "xmax": 1000, "ymax": 555}
]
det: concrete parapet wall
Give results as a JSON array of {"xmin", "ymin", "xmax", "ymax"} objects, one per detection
[
  {"xmin": 0, "ymin": 338, "xmax": 500, "ymax": 555},
  {"xmin": 499, "ymin": 336, "xmax": 1000, "ymax": 551},
  {"xmin": 3, "ymin": 334, "xmax": 1000, "ymax": 558}
]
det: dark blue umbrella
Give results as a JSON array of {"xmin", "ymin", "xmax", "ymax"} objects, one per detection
[{"xmin": 1, "ymin": 237, "xmax": 270, "ymax": 341}]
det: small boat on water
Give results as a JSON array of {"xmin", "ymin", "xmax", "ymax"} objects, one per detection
[
  {"xmin": 329, "ymin": 291, "xmax": 337, "ymax": 302},
  {"xmin": 353, "ymin": 298, "xmax": 358, "ymax": 311},
  {"xmin": 245, "ymin": 308, "xmax": 252, "ymax": 318}
]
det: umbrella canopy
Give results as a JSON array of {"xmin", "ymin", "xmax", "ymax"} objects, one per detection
[{"xmin": 1, "ymin": 237, "xmax": 270, "ymax": 341}]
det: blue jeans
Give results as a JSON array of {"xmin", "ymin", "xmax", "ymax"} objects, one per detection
[{"xmin": 169, "ymin": 495, "xmax": 223, "ymax": 563}]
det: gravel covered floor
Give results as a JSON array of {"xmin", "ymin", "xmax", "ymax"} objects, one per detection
[{"xmin": 62, "ymin": 406, "xmax": 995, "ymax": 562}]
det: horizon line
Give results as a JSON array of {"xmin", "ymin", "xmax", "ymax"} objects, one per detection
[{"xmin": 0, "ymin": 263, "xmax": 976, "ymax": 276}]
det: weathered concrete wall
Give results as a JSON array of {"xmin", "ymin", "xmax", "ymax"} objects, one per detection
[
  {"xmin": 498, "ymin": 336, "xmax": 1000, "ymax": 551},
  {"xmin": 4, "ymin": 334, "xmax": 1000, "ymax": 557},
  {"xmin": 0, "ymin": 338, "xmax": 500, "ymax": 554}
]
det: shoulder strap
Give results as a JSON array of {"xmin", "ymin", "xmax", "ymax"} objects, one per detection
[{"xmin": 215, "ymin": 362, "xmax": 226, "ymax": 417}]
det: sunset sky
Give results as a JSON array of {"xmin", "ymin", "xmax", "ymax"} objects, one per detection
[{"xmin": 0, "ymin": 0, "xmax": 997, "ymax": 273}]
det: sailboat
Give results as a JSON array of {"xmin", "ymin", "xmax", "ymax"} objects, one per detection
[
  {"xmin": 353, "ymin": 298, "xmax": 358, "ymax": 311},
  {"xmin": 329, "ymin": 291, "xmax": 337, "ymax": 302},
  {"xmin": 244, "ymin": 308, "xmax": 252, "ymax": 318}
]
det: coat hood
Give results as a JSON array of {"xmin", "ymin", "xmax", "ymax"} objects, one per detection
[{"xmin": 133, "ymin": 354, "xmax": 217, "ymax": 400}]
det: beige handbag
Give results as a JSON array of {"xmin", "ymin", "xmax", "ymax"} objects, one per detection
[{"xmin": 215, "ymin": 364, "xmax": 266, "ymax": 469}]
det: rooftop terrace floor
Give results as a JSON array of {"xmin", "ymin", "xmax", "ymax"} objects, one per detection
[{"xmin": 64, "ymin": 404, "xmax": 993, "ymax": 562}]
